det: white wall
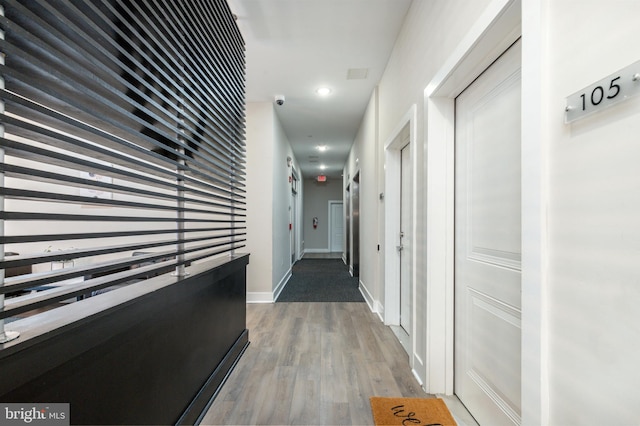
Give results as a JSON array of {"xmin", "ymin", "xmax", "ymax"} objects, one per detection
[
  {"xmin": 545, "ymin": 1, "xmax": 640, "ymax": 423},
  {"xmin": 345, "ymin": 0, "xmax": 640, "ymax": 423},
  {"xmin": 271, "ymin": 110, "xmax": 299, "ymax": 297},
  {"xmin": 302, "ymin": 178, "xmax": 342, "ymax": 252},
  {"xmin": 344, "ymin": 89, "xmax": 381, "ymax": 309},
  {"xmin": 245, "ymin": 102, "xmax": 300, "ymax": 302},
  {"xmin": 345, "ymin": 0, "xmax": 493, "ymax": 384},
  {"xmin": 245, "ymin": 102, "xmax": 275, "ymax": 301}
]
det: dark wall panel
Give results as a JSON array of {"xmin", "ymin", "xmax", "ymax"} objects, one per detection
[{"xmin": 0, "ymin": 255, "xmax": 249, "ymax": 425}]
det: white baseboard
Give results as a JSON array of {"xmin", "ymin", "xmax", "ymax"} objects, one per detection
[
  {"xmin": 374, "ymin": 300, "xmax": 385, "ymax": 322},
  {"xmin": 303, "ymin": 248, "xmax": 330, "ymax": 254},
  {"xmin": 412, "ymin": 367, "xmax": 424, "ymax": 387},
  {"xmin": 359, "ymin": 279, "xmax": 375, "ymax": 312},
  {"xmin": 246, "ymin": 292, "xmax": 274, "ymax": 303},
  {"xmin": 359, "ymin": 279, "xmax": 385, "ymax": 323},
  {"xmin": 273, "ymin": 267, "xmax": 292, "ymax": 301},
  {"xmin": 248, "ymin": 267, "xmax": 292, "ymax": 303}
]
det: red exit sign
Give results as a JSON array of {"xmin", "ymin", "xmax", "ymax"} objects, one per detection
[{"xmin": 317, "ymin": 175, "xmax": 327, "ymax": 182}]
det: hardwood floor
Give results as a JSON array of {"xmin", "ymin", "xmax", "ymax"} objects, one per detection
[{"xmin": 200, "ymin": 302, "xmax": 429, "ymax": 425}]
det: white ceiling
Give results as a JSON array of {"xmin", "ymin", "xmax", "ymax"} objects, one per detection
[{"xmin": 226, "ymin": 0, "xmax": 412, "ymax": 179}]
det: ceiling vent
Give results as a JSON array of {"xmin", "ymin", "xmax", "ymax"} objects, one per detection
[{"xmin": 347, "ymin": 68, "xmax": 369, "ymax": 80}]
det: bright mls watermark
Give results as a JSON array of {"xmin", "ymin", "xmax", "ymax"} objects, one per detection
[{"xmin": 1, "ymin": 404, "xmax": 69, "ymax": 426}]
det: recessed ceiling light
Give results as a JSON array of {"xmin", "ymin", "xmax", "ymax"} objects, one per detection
[
  {"xmin": 316, "ymin": 87, "xmax": 332, "ymax": 96},
  {"xmin": 316, "ymin": 145, "xmax": 328, "ymax": 152},
  {"xmin": 319, "ymin": 164, "xmax": 326, "ymax": 170}
]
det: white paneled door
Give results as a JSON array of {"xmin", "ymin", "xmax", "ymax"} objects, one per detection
[
  {"xmin": 330, "ymin": 201, "xmax": 344, "ymax": 252},
  {"xmin": 454, "ymin": 39, "xmax": 522, "ymax": 426}
]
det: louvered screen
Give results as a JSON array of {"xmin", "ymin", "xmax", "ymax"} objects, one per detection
[{"xmin": 0, "ymin": 0, "xmax": 246, "ymax": 326}]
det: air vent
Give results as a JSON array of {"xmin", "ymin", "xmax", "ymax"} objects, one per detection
[{"xmin": 347, "ymin": 68, "xmax": 369, "ymax": 80}]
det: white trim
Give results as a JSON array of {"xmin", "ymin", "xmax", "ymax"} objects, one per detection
[
  {"xmin": 359, "ymin": 278, "xmax": 375, "ymax": 312},
  {"xmin": 374, "ymin": 300, "xmax": 385, "ymax": 322},
  {"xmin": 383, "ymin": 105, "xmax": 418, "ymax": 372},
  {"xmin": 412, "ymin": 368, "xmax": 424, "ymax": 387},
  {"xmin": 423, "ymin": 94, "xmax": 455, "ymax": 395},
  {"xmin": 361, "ymin": 287, "xmax": 385, "ymax": 324},
  {"xmin": 273, "ymin": 267, "xmax": 292, "ymax": 302},
  {"xmin": 246, "ymin": 292, "xmax": 274, "ymax": 304},
  {"xmin": 384, "ymin": 104, "xmax": 417, "ymax": 326},
  {"xmin": 521, "ymin": 1, "xmax": 549, "ymax": 424},
  {"xmin": 423, "ymin": 1, "xmax": 547, "ymax": 425},
  {"xmin": 303, "ymin": 248, "xmax": 331, "ymax": 254}
]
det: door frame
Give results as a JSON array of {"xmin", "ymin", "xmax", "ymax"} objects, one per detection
[
  {"xmin": 345, "ymin": 183, "xmax": 351, "ymax": 266},
  {"xmin": 423, "ymin": 0, "xmax": 547, "ymax": 423},
  {"xmin": 384, "ymin": 105, "xmax": 418, "ymax": 362},
  {"xmin": 291, "ymin": 167, "xmax": 301, "ymax": 263},
  {"xmin": 351, "ymin": 172, "xmax": 360, "ymax": 277},
  {"xmin": 328, "ymin": 200, "xmax": 343, "ymax": 253}
]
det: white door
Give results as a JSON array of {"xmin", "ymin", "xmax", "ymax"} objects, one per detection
[
  {"xmin": 330, "ymin": 202, "xmax": 344, "ymax": 252},
  {"xmin": 400, "ymin": 144, "xmax": 412, "ymax": 334},
  {"xmin": 454, "ymin": 40, "xmax": 522, "ymax": 426}
]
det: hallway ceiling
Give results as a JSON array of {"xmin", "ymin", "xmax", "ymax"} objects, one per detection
[{"xmin": 226, "ymin": 0, "xmax": 412, "ymax": 179}]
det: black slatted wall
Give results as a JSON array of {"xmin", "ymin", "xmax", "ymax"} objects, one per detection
[{"xmin": 0, "ymin": 0, "xmax": 246, "ymax": 322}]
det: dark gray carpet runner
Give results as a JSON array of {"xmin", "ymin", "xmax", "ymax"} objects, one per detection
[{"xmin": 277, "ymin": 258, "xmax": 365, "ymax": 302}]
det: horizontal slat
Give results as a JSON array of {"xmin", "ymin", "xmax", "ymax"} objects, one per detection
[
  {"xmin": 3, "ymin": 0, "xmax": 245, "ymax": 155},
  {"xmin": 1, "ymin": 243, "xmax": 247, "ymax": 319},
  {"xmin": 1, "ymin": 239, "xmax": 247, "ymax": 295},
  {"xmin": 0, "ymin": 226, "xmax": 246, "ymax": 245},
  {"xmin": 1, "ymin": 0, "xmax": 246, "ymax": 320},
  {"xmin": 1, "ymin": 164, "xmax": 246, "ymax": 211},
  {"xmin": 0, "ymin": 188, "xmax": 241, "ymax": 216},
  {"xmin": 0, "ymin": 211, "xmax": 245, "ymax": 222},
  {"xmin": 1, "ymin": 96, "xmax": 246, "ymax": 195},
  {"xmin": 1, "ymin": 234, "xmax": 247, "ymax": 269},
  {"xmin": 0, "ymin": 134, "xmax": 245, "ymax": 203},
  {"xmin": 1, "ymin": 67, "xmax": 245, "ymax": 189}
]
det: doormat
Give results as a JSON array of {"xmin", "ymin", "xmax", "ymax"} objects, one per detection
[{"xmin": 369, "ymin": 397, "xmax": 457, "ymax": 426}]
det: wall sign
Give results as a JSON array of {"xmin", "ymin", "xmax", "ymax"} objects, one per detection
[{"xmin": 565, "ymin": 60, "xmax": 640, "ymax": 123}]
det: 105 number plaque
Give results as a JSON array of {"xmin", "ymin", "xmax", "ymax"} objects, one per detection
[{"xmin": 565, "ymin": 60, "xmax": 640, "ymax": 123}]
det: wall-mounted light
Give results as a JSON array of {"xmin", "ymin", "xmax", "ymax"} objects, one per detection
[{"xmin": 287, "ymin": 156, "xmax": 292, "ymax": 167}]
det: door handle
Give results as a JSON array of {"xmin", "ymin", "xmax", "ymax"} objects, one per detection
[{"xmin": 397, "ymin": 245, "xmax": 403, "ymax": 252}]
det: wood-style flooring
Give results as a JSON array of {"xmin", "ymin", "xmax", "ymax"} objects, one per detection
[{"xmin": 200, "ymin": 302, "xmax": 429, "ymax": 425}]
